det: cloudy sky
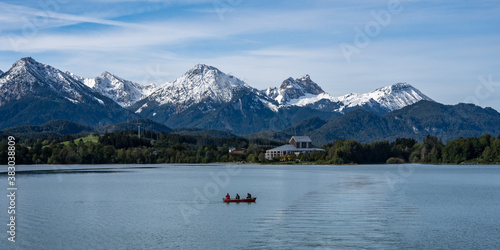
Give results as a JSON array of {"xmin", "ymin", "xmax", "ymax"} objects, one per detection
[{"xmin": 1, "ymin": 0, "xmax": 499, "ymax": 110}]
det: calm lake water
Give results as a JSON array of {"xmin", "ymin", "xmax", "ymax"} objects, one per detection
[{"xmin": 2, "ymin": 164, "xmax": 500, "ymax": 249}]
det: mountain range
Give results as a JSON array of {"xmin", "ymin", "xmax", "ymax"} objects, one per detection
[
  {"xmin": 0, "ymin": 57, "xmax": 498, "ymax": 144},
  {"xmin": 0, "ymin": 57, "xmax": 138, "ymax": 129},
  {"xmin": 129, "ymin": 63, "xmax": 431, "ymax": 134},
  {"xmin": 69, "ymin": 71, "xmax": 157, "ymax": 107},
  {"xmin": 248, "ymin": 101, "xmax": 500, "ymax": 145}
]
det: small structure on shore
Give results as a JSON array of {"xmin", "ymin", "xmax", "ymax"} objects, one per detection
[
  {"xmin": 265, "ymin": 136, "xmax": 325, "ymax": 160},
  {"xmin": 228, "ymin": 147, "xmax": 245, "ymax": 154}
]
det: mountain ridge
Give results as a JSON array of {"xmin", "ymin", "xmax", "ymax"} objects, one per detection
[
  {"xmin": 0, "ymin": 57, "xmax": 92, "ymax": 106},
  {"xmin": 68, "ymin": 71, "xmax": 156, "ymax": 107},
  {"xmin": 0, "ymin": 57, "xmax": 434, "ymax": 117},
  {"xmin": 247, "ymin": 100, "xmax": 500, "ymax": 145},
  {"xmin": 264, "ymin": 74, "xmax": 325, "ymax": 105},
  {"xmin": 127, "ymin": 63, "xmax": 432, "ymax": 134},
  {"xmin": 334, "ymin": 82, "xmax": 433, "ymax": 114},
  {"xmin": 1, "ymin": 119, "xmax": 95, "ymax": 138},
  {"xmin": 0, "ymin": 57, "xmax": 480, "ymax": 138},
  {"xmin": 311, "ymin": 100, "xmax": 500, "ymax": 145},
  {"xmin": 0, "ymin": 57, "xmax": 138, "ymax": 129},
  {"xmin": 135, "ymin": 64, "xmax": 256, "ymax": 113}
]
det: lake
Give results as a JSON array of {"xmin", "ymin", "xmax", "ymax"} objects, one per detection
[{"xmin": 2, "ymin": 164, "xmax": 500, "ymax": 249}]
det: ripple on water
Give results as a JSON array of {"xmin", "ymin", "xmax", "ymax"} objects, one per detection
[{"xmin": 246, "ymin": 174, "xmax": 413, "ymax": 249}]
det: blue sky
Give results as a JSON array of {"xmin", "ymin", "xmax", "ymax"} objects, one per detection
[{"xmin": 1, "ymin": 0, "xmax": 499, "ymax": 110}]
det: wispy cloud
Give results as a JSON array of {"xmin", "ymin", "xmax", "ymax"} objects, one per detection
[
  {"xmin": 0, "ymin": 0, "xmax": 499, "ymax": 110},
  {"xmin": 0, "ymin": 2, "xmax": 133, "ymax": 29},
  {"xmin": 0, "ymin": 6, "xmax": 332, "ymax": 52}
]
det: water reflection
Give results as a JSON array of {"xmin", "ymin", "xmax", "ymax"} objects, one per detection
[{"xmin": 247, "ymin": 173, "xmax": 413, "ymax": 249}]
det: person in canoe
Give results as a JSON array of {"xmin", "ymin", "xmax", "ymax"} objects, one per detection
[
  {"xmin": 247, "ymin": 193, "xmax": 252, "ymax": 199},
  {"xmin": 235, "ymin": 193, "xmax": 240, "ymax": 199},
  {"xmin": 225, "ymin": 193, "xmax": 230, "ymax": 200}
]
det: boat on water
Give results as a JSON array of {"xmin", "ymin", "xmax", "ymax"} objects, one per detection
[{"xmin": 223, "ymin": 197, "xmax": 256, "ymax": 203}]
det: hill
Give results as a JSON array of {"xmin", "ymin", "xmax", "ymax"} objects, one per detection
[
  {"xmin": 97, "ymin": 118, "xmax": 172, "ymax": 133},
  {"xmin": 1, "ymin": 120, "xmax": 94, "ymax": 138},
  {"xmin": 309, "ymin": 101, "xmax": 500, "ymax": 145}
]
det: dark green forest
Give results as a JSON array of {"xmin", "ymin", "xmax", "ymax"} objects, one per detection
[{"xmin": 1, "ymin": 131, "xmax": 500, "ymax": 165}]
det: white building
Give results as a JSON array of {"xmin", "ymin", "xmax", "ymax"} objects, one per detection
[{"xmin": 265, "ymin": 136, "xmax": 325, "ymax": 160}]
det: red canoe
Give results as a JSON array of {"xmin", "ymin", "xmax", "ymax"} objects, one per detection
[{"xmin": 223, "ymin": 197, "xmax": 256, "ymax": 203}]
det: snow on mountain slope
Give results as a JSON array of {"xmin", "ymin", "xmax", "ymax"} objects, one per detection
[
  {"xmin": 0, "ymin": 58, "xmax": 432, "ymax": 118},
  {"xmin": 69, "ymin": 72, "xmax": 156, "ymax": 107},
  {"xmin": 264, "ymin": 77, "xmax": 432, "ymax": 114},
  {"xmin": 0, "ymin": 57, "xmax": 97, "ymax": 106},
  {"xmin": 142, "ymin": 64, "xmax": 252, "ymax": 112},
  {"xmin": 286, "ymin": 93, "xmax": 334, "ymax": 106},
  {"xmin": 334, "ymin": 82, "xmax": 433, "ymax": 113},
  {"xmin": 0, "ymin": 57, "xmax": 140, "ymax": 129},
  {"xmin": 140, "ymin": 83, "xmax": 157, "ymax": 96},
  {"xmin": 265, "ymin": 75, "xmax": 324, "ymax": 105}
]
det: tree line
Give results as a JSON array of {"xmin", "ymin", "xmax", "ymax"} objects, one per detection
[
  {"xmin": 0, "ymin": 131, "xmax": 273, "ymax": 164},
  {"xmin": 1, "ymin": 131, "xmax": 500, "ymax": 165},
  {"xmin": 319, "ymin": 134, "xmax": 500, "ymax": 164}
]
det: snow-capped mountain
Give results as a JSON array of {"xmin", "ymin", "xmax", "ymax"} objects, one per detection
[
  {"xmin": 334, "ymin": 82, "xmax": 433, "ymax": 113},
  {"xmin": 265, "ymin": 75, "xmax": 324, "ymax": 105},
  {"xmin": 130, "ymin": 63, "xmax": 435, "ymax": 133},
  {"xmin": 0, "ymin": 57, "xmax": 101, "ymax": 106},
  {"xmin": 0, "ymin": 57, "xmax": 136, "ymax": 128},
  {"xmin": 141, "ymin": 82, "xmax": 157, "ymax": 96},
  {"xmin": 134, "ymin": 64, "xmax": 256, "ymax": 114},
  {"xmin": 0, "ymin": 69, "xmax": 3, "ymax": 75},
  {"xmin": 0, "ymin": 57, "xmax": 437, "ymax": 134},
  {"xmin": 129, "ymin": 64, "xmax": 287, "ymax": 133},
  {"xmin": 68, "ymin": 71, "xmax": 156, "ymax": 107},
  {"xmin": 264, "ymin": 79, "xmax": 432, "ymax": 115}
]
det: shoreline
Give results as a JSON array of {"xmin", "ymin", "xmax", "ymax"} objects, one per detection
[{"xmin": 2, "ymin": 163, "xmax": 498, "ymax": 175}]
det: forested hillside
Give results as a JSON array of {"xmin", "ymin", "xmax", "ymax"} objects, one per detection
[{"xmin": 2, "ymin": 131, "xmax": 499, "ymax": 165}]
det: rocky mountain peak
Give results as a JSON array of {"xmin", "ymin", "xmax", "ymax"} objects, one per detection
[
  {"xmin": 269, "ymin": 75, "xmax": 325, "ymax": 105},
  {"xmin": 101, "ymin": 71, "xmax": 115, "ymax": 78},
  {"xmin": 137, "ymin": 64, "xmax": 252, "ymax": 114},
  {"xmin": 7, "ymin": 57, "xmax": 42, "ymax": 76},
  {"xmin": 73, "ymin": 71, "xmax": 148, "ymax": 107},
  {"xmin": 334, "ymin": 82, "xmax": 433, "ymax": 114},
  {"xmin": 13, "ymin": 57, "xmax": 37, "ymax": 67},
  {"xmin": 375, "ymin": 82, "xmax": 412, "ymax": 93},
  {"xmin": 376, "ymin": 82, "xmax": 432, "ymax": 101},
  {"xmin": 0, "ymin": 57, "xmax": 104, "ymax": 107},
  {"xmin": 182, "ymin": 64, "xmax": 244, "ymax": 87},
  {"xmin": 190, "ymin": 63, "xmax": 217, "ymax": 73},
  {"xmin": 1, "ymin": 57, "xmax": 85, "ymax": 90},
  {"xmin": 296, "ymin": 74, "xmax": 324, "ymax": 95}
]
